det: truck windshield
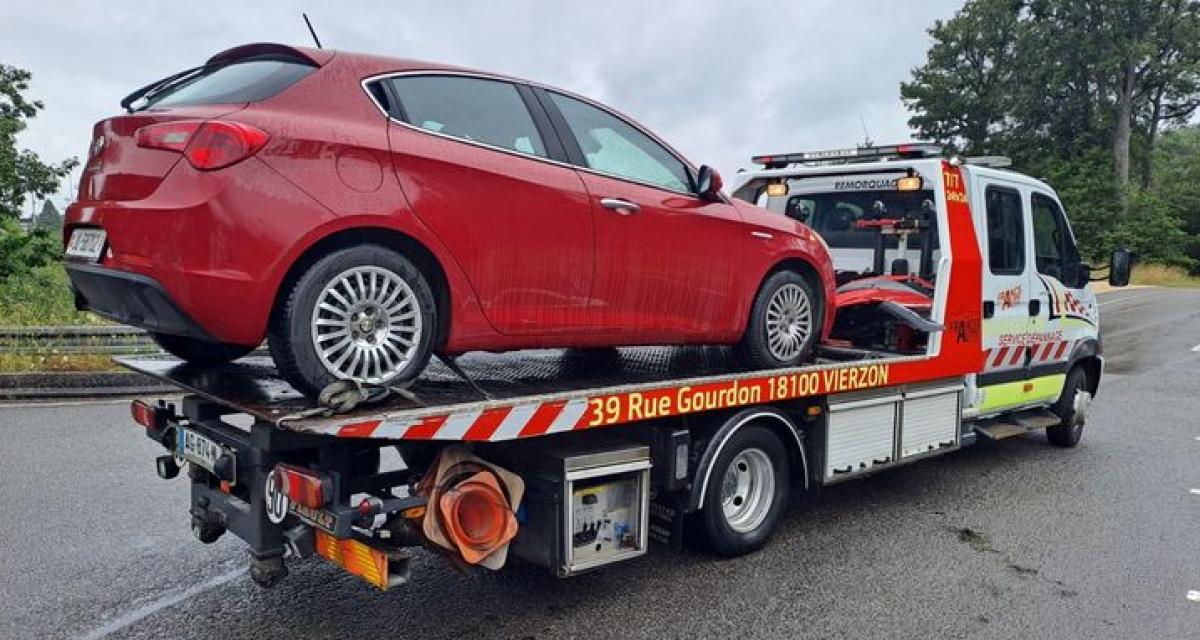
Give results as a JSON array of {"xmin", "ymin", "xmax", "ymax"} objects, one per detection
[{"xmin": 764, "ymin": 189, "xmax": 939, "ymax": 250}]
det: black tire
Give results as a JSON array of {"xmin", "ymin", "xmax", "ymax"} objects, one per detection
[
  {"xmin": 151, "ymin": 333, "xmax": 254, "ymax": 365},
  {"xmin": 1046, "ymin": 366, "xmax": 1090, "ymax": 447},
  {"xmin": 700, "ymin": 425, "xmax": 791, "ymax": 556},
  {"xmin": 735, "ymin": 270, "xmax": 823, "ymax": 370},
  {"xmin": 269, "ymin": 244, "xmax": 437, "ymax": 397}
]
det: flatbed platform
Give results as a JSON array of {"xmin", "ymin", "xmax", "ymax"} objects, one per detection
[{"xmin": 117, "ymin": 346, "xmax": 919, "ymax": 442}]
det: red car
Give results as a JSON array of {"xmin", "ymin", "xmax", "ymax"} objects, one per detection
[{"xmin": 64, "ymin": 43, "xmax": 836, "ymax": 396}]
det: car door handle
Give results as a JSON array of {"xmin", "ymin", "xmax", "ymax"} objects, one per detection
[
  {"xmin": 599, "ymin": 197, "xmax": 640, "ymax": 215},
  {"xmin": 1028, "ymin": 299, "xmax": 1041, "ymax": 316}
]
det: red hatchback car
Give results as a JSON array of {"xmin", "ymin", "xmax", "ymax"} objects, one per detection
[{"xmin": 64, "ymin": 43, "xmax": 835, "ymax": 396}]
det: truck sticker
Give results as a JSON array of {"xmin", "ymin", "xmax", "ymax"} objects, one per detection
[{"xmin": 585, "ymin": 364, "xmax": 892, "ymax": 426}]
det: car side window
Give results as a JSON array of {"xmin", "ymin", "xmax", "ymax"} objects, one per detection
[
  {"xmin": 386, "ymin": 75, "xmax": 547, "ymax": 158},
  {"xmin": 547, "ymin": 92, "xmax": 691, "ymax": 193},
  {"xmin": 985, "ymin": 186, "xmax": 1025, "ymax": 275},
  {"xmin": 1031, "ymin": 192, "xmax": 1079, "ymax": 283}
]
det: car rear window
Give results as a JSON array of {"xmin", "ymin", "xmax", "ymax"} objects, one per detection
[{"xmin": 145, "ymin": 56, "xmax": 315, "ymax": 109}]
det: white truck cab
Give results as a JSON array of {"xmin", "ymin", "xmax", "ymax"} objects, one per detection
[{"xmin": 730, "ymin": 143, "xmax": 1131, "ymax": 433}]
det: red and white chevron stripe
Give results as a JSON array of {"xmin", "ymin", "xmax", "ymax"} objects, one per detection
[
  {"xmin": 324, "ymin": 398, "xmax": 592, "ymax": 441},
  {"xmin": 986, "ymin": 340, "xmax": 1072, "ymax": 370}
]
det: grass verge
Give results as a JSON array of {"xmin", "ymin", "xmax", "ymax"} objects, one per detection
[
  {"xmin": 0, "ymin": 264, "xmax": 107, "ymax": 326},
  {"xmin": 1129, "ymin": 263, "xmax": 1200, "ymax": 288},
  {"xmin": 0, "ymin": 353, "xmax": 120, "ymax": 373}
]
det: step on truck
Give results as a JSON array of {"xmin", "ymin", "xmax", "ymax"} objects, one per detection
[{"xmin": 121, "ymin": 144, "xmax": 1131, "ymax": 589}]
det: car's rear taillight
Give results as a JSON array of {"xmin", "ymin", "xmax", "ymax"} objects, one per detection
[
  {"xmin": 273, "ymin": 464, "xmax": 329, "ymax": 509},
  {"xmin": 135, "ymin": 119, "xmax": 269, "ymax": 170}
]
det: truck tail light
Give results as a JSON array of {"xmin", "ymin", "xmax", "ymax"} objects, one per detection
[
  {"xmin": 438, "ymin": 471, "xmax": 518, "ymax": 564},
  {"xmin": 135, "ymin": 120, "xmax": 269, "ymax": 170},
  {"xmin": 273, "ymin": 464, "xmax": 329, "ymax": 509},
  {"xmin": 131, "ymin": 399, "xmax": 163, "ymax": 429}
]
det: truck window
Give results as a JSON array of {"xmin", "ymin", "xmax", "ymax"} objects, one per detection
[
  {"xmin": 985, "ymin": 186, "xmax": 1025, "ymax": 275},
  {"xmin": 766, "ymin": 189, "xmax": 940, "ymax": 251},
  {"xmin": 1031, "ymin": 192, "xmax": 1079, "ymax": 284}
]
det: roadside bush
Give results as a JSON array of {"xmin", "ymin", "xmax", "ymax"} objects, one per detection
[
  {"xmin": 0, "ymin": 216, "xmax": 60, "ymax": 279},
  {"xmin": 0, "ymin": 262, "xmax": 99, "ymax": 325}
]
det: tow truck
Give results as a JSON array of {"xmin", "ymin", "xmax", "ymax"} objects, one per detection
[{"xmin": 120, "ymin": 143, "xmax": 1131, "ymax": 590}]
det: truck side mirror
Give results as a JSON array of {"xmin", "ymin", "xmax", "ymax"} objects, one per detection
[
  {"xmin": 1109, "ymin": 248, "xmax": 1131, "ymax": 287},
  {"xmin": 696, "ymin": 165, "xmax": 723, "ymax": 201}
]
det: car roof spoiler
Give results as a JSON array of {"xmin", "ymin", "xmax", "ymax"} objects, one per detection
[{"xmin": 207, "ymin": 42, "xmax": 334, "ymax": 68}]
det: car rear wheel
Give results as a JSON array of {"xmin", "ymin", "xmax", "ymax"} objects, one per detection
[
  {"xmin": 735, "ymin": 270, "xmax": 822, "ymax": 370},
  {"xmin": 269, "ymin": 245, "xmax": 436, "ymax": 397},
  {"xmin": 150, "ymin": 333, "xmax": 254, "ymax": 365}
]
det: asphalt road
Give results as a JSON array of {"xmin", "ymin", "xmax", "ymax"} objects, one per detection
[{"xmin": 2, "ymin": 288, "xmax": 1198, "ymax": 639}]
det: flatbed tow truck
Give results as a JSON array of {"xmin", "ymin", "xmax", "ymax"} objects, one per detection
[{"xmin": 119, "ymin": 146, "xmax": 1131, "ymax": 590}]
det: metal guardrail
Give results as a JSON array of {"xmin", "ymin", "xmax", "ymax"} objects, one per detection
[{"xmin": 0, "ymin": 325, "xmax": 159, "ymax": 355}]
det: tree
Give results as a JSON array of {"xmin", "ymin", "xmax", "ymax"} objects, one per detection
[
  {"xmin": 0, "ymin": 64, "xmax": 78, "ymax": 222},
  {"xmin": 902, "ymin": 0, "xmax": 1200, "ymax": 261},
  {"xmin": 33, "ymin": 199, "xmax": 61, "ymax": 231}
]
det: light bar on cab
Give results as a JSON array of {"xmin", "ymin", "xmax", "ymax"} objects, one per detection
[{"xmin": 752, "ymin": 143, "xmax": 944, "ymax": 168}]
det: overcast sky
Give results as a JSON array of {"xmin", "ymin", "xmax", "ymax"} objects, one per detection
[{"xmin": 2, "ymin": 0, "xmax": 964, "ymax": 211}]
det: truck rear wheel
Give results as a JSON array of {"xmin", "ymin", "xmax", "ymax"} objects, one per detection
[
  {"xmin": 1047, "ymin": 366, "xmax": 1090, "ymax": 447},
  {"xmin": 700, "ymin": 425, "xmax": 790, "ymax": 556}
]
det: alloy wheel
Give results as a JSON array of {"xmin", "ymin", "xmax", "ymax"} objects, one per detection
[
  {"xmin": 309, "ymin": 265, "xmax": 423, "ymax": 384},
  {"xmin": 765, "ymin": 283, "xmax": 813, "ymax": 361}
]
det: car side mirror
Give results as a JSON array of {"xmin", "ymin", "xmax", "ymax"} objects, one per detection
[
  {"xmin": 696, "ymin": 165, "xmax": 723, "ymax": 201},
  {"xmin": 1109, "ymin": 248, "xmax": 1131, "ymax": 287}
]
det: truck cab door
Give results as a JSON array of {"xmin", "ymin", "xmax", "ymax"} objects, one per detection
[
  {"xmin": 1026, "ymin": 191, "xmax": 1097, "ymax": 403},
  {"xmin": 976, "ymin": 181, "xmax": 1036, "ymax": 413}
]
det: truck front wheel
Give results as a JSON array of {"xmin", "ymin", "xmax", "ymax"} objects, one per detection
[
  {"xmin": 700, "ymin": 425, "xmax": 790, "ymax": 556},
  {"xmin": 1046, "ymin": 366, "xmax": 1090, "ymax": 447}
]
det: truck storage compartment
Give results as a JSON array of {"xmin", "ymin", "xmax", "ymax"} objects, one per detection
[
  {"xmin": 825, "ymin": 391, "xmax": 900, "ymax": 480},
  {"xmin": 501, "ymin": 441, "xmax": 651, "ymax": 577},
  {"xmin": 900, "ymin": 384, "xmax": 961, "ymax": 458}
]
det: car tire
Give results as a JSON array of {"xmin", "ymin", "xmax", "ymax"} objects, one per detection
[
  {"xmin": 151, "ymin": 333, "xmax": 254, "ymax": 365},
  {"xmin": 700, "ymin": 425, "xmax": 790, "ymax": 556},
  {"xmin": 735, "ymin": 270, "xmax": 822, "ymax": 370},
  {"xmin": 269, "ymin": 244, "xmax": 436, "ymax": 397},
  {"xmin": 1046, "ymin": 366, "xmax": 1090, "ymax": 448}
]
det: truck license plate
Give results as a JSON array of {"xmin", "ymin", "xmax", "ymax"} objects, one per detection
[
  {"xmin": 65, "ymin": 229, "xmax": 106, "ymax": 261},
  {"xmin": 176, "ymin": 427, "xmax": 231, "ymax": 481}
]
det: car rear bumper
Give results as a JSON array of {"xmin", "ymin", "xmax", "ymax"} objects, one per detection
[{"xmin": 65, "ymin": 261, "xmax": 216, "ymax": 341}]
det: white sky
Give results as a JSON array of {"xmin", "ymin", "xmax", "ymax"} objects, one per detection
[{"xmin": 2, "ymin": 0, "xmax": 964, "ymax": 212}]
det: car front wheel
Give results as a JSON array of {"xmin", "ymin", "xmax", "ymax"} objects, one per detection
[
  {"xmin": 269, "ymin": 245, "xmax": 436, "ymax": 397},
  {"xmin": 736, "ymin": 270, "xmax": 822, "ymax": 370}
]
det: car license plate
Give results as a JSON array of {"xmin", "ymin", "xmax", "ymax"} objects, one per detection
[
  {"xmin": 65, "ymin": 228, "xmax": 106, "ymax": 261},
  {"xmin": 176, "ymin": 427, "xmax": 231, "ymax": 480}
]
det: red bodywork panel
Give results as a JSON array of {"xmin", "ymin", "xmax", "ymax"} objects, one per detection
[{"xmin": 65, "ymin": 43, "xmax": 836, "ymax": 351}]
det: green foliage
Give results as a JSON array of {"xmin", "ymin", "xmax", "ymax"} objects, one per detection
[
  {"xmin": 33, "ymin": 199, "xmax": 61, "ymax": 231},
  {"xmin": 0, "ymin": 263, "xmax": 99, "ymax": 326},
  {"xmin": 904, "ymin": 0, "xmax": 1200, "ymax": 266},
  {"xmin": 0, "ymin": 64, "xmax": 78, "ymax": 222},
  {"xmin": 0, "ymin": 216, "xmax": 60, "ymax": 279}
]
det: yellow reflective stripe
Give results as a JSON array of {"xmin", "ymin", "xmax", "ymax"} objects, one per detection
[{"xmin": 978, "ymin": 374, "xmax": 1066, "ymax": 412}]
